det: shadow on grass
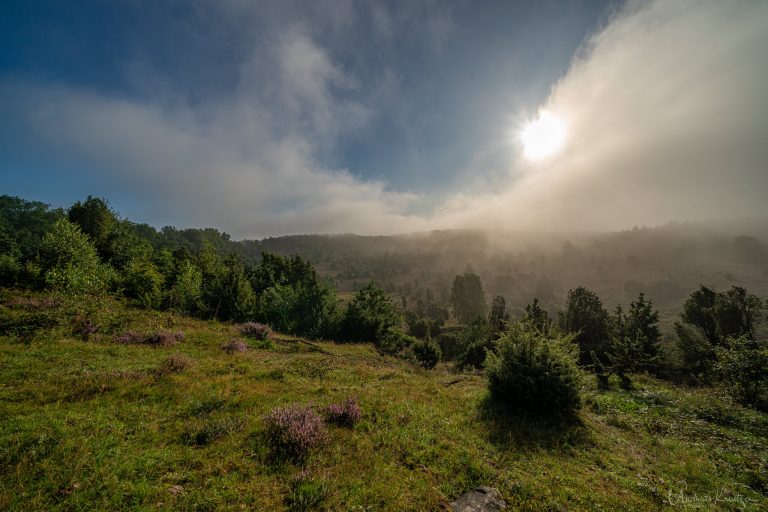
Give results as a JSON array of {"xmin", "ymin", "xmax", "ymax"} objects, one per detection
[{"xmin": 476, "ymin": 395, "xmax": 591, "ymax": 452}]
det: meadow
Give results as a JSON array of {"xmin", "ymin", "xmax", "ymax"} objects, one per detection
[{"xmin": 1, "ymin": 290, "xmax": 766, "ymax": 511}]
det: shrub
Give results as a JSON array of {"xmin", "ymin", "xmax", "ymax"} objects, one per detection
[
  {"xmin": 325, "ymin": 397, "xmax": 362, "ymax": 428},
  {"xmin": 157, "ymin": 353, "xmax": 193, "ymax": 375},
  {"xmin": 0, "ymin": 254, "xmax": 20, "ymax": 287},
  {"xmin": 221, "ymin": 337, "xmax": 248, "ymax": 354},
  {"xmin": 456, "ymin": 320, "xmax": 493, "ymax": 370},
  {"xmin": 375, "ymin": 329, "xmax": 416, "ymax": 355},
  {"xmin": 71, "ymin": 313, "xmax": 98, "ymax": 341},
  {"xmin": 716, "ymin": 337, "xmax": 768, "ymax": 412},
  {"xmin": 238, "ymin": 321, "xmax": 272, "ymax": 341},
  {"xmin": 485, "ymin": 323, "xmax": 582, "ymax": 418},
  {"xmin": 122, "ymin": 259, "xmax": 164, "ymax": 309},
  {"xmin": 115, "ymin": 330, "xmax": 184, "ymax": 346},
  {"xmin": 263, "ymin": 404, "xmax": 327, "ymax": 461},
  {"xmin": 341, "ymin": 282, "xmax": 401, "ymax": 344},
  {"xmin": 413, "ymin": 338, "xmax": 441, "ymax": 369},
  {"xmin": 169, "ymin": 261, "xmax": 203, "ymax": 314}
]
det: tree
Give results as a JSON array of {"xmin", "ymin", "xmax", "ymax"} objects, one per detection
[
  {"xmin": 524, "ymin": 298, "xmax": 552, "ymax": 333},
  {"xmin": 451, "ymin": 272, "xmax": 486, "ymax": 324},
  {"xmin": 559, "ymin": 287, "xmax": 611, "ymax": 369},
  {"xmin": 485, "ymin": 322, "xmax": 582, "ymax": 418},
  {"xmin": 67, "ymin": 196, "xmax": 117, "ymax": 257},
  {"xmin": 679, "ymin": 285, "xmax": 761, "ymax": 346},
  {"xmin": 203, "ymin": 254, "xmax": 255, "ymax": 321},
  {"xmin": 488, "ymin": 295, "xmax": 508, "ymax": 337},
  {"xmin": 341, "ymin": 282, "xmax": 401, "ymax": 344},
  {"xmin": 39, "ymin": 219, "xmax": 112, "ymax": 295}
]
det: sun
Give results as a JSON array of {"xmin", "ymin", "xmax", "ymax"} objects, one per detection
[{"xmin": 521, "ymin": 111, "xmax": 566, "ymax": 160}]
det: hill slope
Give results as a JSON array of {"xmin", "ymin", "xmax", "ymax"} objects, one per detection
[{"xmin": 1, "ymin": 290, "xmax": 766, "ymax": 511}]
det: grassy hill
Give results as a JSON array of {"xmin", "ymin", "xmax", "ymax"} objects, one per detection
[{"xmin": 1, "ymin": 289, "xmax": 766, "ymax": 511}]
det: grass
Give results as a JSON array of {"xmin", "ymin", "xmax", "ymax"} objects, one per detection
[{"xmin": 1, "ymin": 289, "xmax": 766, "ymax": 510}]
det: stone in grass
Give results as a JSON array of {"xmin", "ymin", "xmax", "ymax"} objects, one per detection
[{"xmin": 451, "ymin": 487, "xmax": 506, "ymax": 512}]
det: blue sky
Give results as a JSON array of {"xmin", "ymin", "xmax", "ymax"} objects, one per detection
[{"xmin": 1, "ymin": 0, "xmax": 767, "ymax": 237}]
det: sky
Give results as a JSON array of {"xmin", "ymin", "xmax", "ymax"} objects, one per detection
[{"xmin": 1, "ymin": 0, "xmax": 767, "ymax": 238}]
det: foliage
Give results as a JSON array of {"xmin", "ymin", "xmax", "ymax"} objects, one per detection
[
  {"xmin": 488, "ymin": 295, "xmax": 508, "ymax": 336},
  {"xmin": 221, "ymin": 337, "xmax": 248, "ymax": 354},
  {"xmin": 67, "ymin": 196, "xmax": 117, "ymax": 257},
  {"xmin": 252, "ymin": 252, "xmax": 341, "ymax": 338},
  {"xmin": 413, "ymin": 338, "xmax": 442, "ymax": 369},
  {"xmin": 325, "ymin": 397, "xmax": 362, "ymax": 428},
  {"xmin": 168, "ymin": 260, "xmax": 203, "ymax": 314},
  {"xmin": 681, "ymin": 285, "xmax": 762, "ymax": 346},
  {"xmin": 675, "ymin": 322, "xmax": 717, "ymax": 384},
  {"xmin": 263, "ymin": 404, "xmax": 327, "ymax": 462},
  {"xmin": 202, "ymin": 254, "xmax": 255, "ymax": 322},
  {"xmin": 0, "ymin": 195, "xmax": 64, "ymax": 261},
  {"xmin": 238, "ymin": 321, "xmax": 272, "ymax": 341},
  {"xmin": 115, "ymin": 330, "xmax": 184, "ymax": 346},
  {"xmin": 524, "ymin": 298, "xmax": 552, "ymax": 333},
  {"xmin": 121, "ymin": 259, "xmax": 164, "ymax": 309},
  {"xmin": 39, "ymin": 219, "xmax": 113, "ymax": 295},
  {"xmin": 716, "ymin": 337, "xmax": 768, "ymax": 412},
  {"xmin": 605, "ymin": 294, "xmax": 662, "ymax": 384},
  {"xmin": 341, "ymin": 282, "xmax": 401, "ymax": 343},
  {"xmin": 456, "ymin": 320, "xmax": 493, "ymax": 370},
  {"xmin": 485, "ymin": 323, "xmax": 582, "ymax": 418},
  {"xmin": 0, "ymin": 254, "xmax": 20, "ymax": 287},
  {"xmin": 451, "ymin": 272, "xmax": 486, "ymax": 324},
  {"xmin": 559, "ymin": 287, "xmax": 611, "ymax": 369}
]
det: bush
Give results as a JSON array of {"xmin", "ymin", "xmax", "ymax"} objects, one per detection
[
  {"xmin": 0, "ymin": 254, "xmax": 20, "ymax": 287},
  {"xmin": 157, "ymin": 353, "xmax": 193, "ymax": 375},
  {"xmin": 263, "ymin": 404, "xmax": 327, "ymax": 462},
  {"xmin": 122, "ymin": 259, "xmax": 164, "ymax": 309},
  {"xmin": 221, "ymin": 337, "xmax": 248, "ymax": 354},
  {"xmin": 341, "ymin": 282, "xmax": 401, "ymax": 344},
  {"xmin": 169, "ymin": 261, "xmax": 203, "ymax": 314},
  {"xmin": 456, "ymin": 320, "xmax": 493, "ymax": 370},
  {"xmin": 375, "ymin": 329, "xmax": 416, "ymax": 355},
  {"xmin": 238, "ymin": 321, "xmax": 272, "ymax": 341},
  {"xmin": 325, "ymin": 397, "xmax": 362, "ymax": 428},
  {"xmin": 71, "ymin": 313, "xmax": 98, "ymax": 341},
  {"xmin": 716, "ymin": 337, "xmax": 768, "ymax": 412},
  {"xmin": 485, "ymin": 323, "xmax": 582, "ymax": 418},
  {"xmin": 413, "ymin": 338, "xmax": 441, "ymax": 369},
  {"xmin": 115, "ymin": 330, "xmax": 184, "ymax": 346}
]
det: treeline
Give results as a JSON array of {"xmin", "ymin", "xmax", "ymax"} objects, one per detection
[
  {"xmin": 422, "ymin": 268, "xmax": 767, "ymax": 414},
  {"xmin": 0, "ymin": 195, "xmax": 424, "ymax": 353},
  {"xmin": 1, "ymin": 194, "xmax": 766, "ymax": 414}
]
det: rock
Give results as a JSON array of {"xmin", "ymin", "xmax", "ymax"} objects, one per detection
[{"xmin": 451, "ymin": 486, "xmax": 507, "ymax": 512}]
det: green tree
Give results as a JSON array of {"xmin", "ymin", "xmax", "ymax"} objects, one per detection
[
  {"xmin": 485, "ymin": 322, "xmax": 582, "ymax": 418},
  {"xmin": 203, "ymin": 254, "xmax": 255, "ymax": 321},
  {"xmin": 341, "ymin": 282, "xmax": 401, "ymax": 344},
  {"xmin": 559, "ymin": 287, "xmax": 611, "ymax": 369},
  {"xmin": 39, "ymin": 219, "xmax": 112, "ymax": 295},
  {"xmin": 67, "ymin": 196, "xmax": 117, "ymax": 257},
  {"xmin": 122, "ymin": 258, "xmax": 164, "ymax": 309},
  {"xmin": 169, "ymin": 260, "xmax": 203, "ymax": 314},
  {"xmin": 451, "ymin": 272, "xmax": 486, "ymax": 324},
  {"xmin": 488, "ymin": 295, "xmax": 508, "ymax": 337},
  {"xmin": 524, "ymin": 298, "xmax": 552, "ymax": 333}
]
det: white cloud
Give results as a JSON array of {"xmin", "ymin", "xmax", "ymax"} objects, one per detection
[{"xmin": 437, "ymin": 0, "xmax": 768, "ymax": 231}]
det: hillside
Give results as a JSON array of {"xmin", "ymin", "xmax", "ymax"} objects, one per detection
[{"xmin": 2, "ymin": 290, "xmax": 766, "ymax": 511}]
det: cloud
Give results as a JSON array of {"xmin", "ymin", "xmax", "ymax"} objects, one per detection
[
  {"xmin": 439, "ymin": 0, "xmax": 768, "ymax": 231},
  {"xmin": 2, "ymin": 0, "xmax": 766, "ymax": 237}
]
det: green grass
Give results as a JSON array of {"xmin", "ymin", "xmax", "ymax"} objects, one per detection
[{"xmin": 1, "ymin": 290, "xmax": 766, "ymax": 511}]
